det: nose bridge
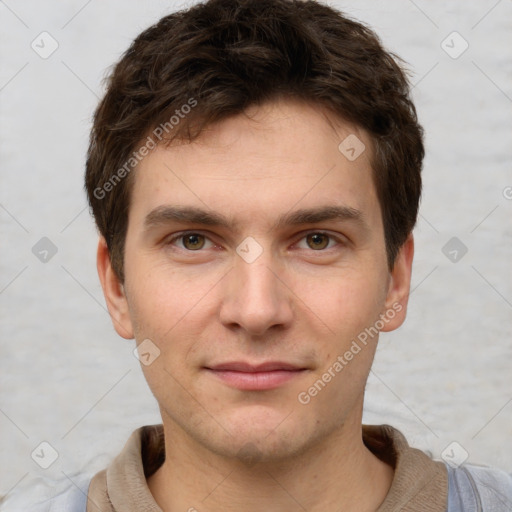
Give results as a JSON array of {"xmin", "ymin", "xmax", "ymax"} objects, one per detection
[
  {"xmin": 219, "ymin": 247, "xmax": 292, "ymax": 335},
  {"xmin": 241, "ymin": 258, "xmax": 279, "ymax": 304}
]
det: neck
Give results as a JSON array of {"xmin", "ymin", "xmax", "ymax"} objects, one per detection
[{"xmin": 147, "ymin": 412, "xmax": 394, "ymax": 512}]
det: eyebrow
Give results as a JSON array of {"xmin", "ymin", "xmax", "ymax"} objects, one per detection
[
  {"xmin": 277, "ymin": 205, "xmax": 364, "ymax": 229},
  {"xmin": 144, "ymin": 204, "xmax": 367, "ymax": 232}
]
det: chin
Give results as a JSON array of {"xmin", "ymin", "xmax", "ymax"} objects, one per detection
[{"xmin": 206, "ymin": 410, "xmax": 320, "ymax": 464}]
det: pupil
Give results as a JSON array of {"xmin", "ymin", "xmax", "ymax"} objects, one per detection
[{"xmin": 308, "ymin": 233, "xmax": 328, "ymax": 250}]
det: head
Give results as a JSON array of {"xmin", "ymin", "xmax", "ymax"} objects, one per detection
[{"xmin": 87, "ymin": 0, "xmax": 423, "ymax": 463}]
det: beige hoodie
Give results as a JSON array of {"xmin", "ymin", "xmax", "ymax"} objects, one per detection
[{"xmin": 86, "ymin": 424, "xmax": 447, "ymax": 512}]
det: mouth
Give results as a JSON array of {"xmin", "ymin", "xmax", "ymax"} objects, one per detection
[{"xmin": 204, "ymin": 361, "xmax": 308, "ymax": 390}]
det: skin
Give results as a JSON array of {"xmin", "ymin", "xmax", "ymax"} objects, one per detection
[{"xmin": 98, "ymin": 98, "xmax": 414, "ymax": 512}]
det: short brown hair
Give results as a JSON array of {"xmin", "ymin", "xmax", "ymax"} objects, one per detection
[{"xmin": 85, "ymin": 0, "xmax": 423, "ymax": 282}]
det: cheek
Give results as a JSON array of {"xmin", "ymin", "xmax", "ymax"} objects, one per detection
[
  {"xmin": 126, "ymin": 257, "xmax": 205, "ymax": 329},
  {"xmin": 295, "ymin": 273, "xmax": 387, "ymax": 416},
  {"xmin": 293, "ymin": 266, "xmax": 387, "ymax": 341},
  {"xmin": 127, "ymin": 269, "xmax": 215, "ymax": 398},
  {"xmin": 125, "ymin": 262, "xmax": 224, "ymax": 374}
]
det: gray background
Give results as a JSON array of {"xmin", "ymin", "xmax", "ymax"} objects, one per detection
[{"xmin": 1, "ymin": 0, "xmax": 511, "ymax": 507}]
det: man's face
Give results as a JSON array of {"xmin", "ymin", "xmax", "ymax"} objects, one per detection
[{"xmin": 105, "ymin": 99, "xmax": 411, "ymax": 461}]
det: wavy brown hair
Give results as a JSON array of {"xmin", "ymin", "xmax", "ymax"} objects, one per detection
[{"xmin": 85, "ymin": 0, "xmax": 424, "ymax": 281}]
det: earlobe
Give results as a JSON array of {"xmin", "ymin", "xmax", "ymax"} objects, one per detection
[
  {"xmin": 380, "ymin": 234, "xmax": 414, "ymax": 332},
  {"xmin": 96, "ymin": 237, "xmax": 134, "ymax": 339}
]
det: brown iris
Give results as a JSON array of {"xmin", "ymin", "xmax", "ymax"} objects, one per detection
[
  {"xmin": 306, "ymin": 233, "xmax": 329, "ymax": 250},
  {"xmin": 182, "ymin": 233, "xmax": 205, "ymax": 250}
]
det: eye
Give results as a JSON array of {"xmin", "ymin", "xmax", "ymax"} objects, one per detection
[
  {"xmin": 296, "ymin": 232, "xmax": 340, "ymax": 251},
  {"xmin": 169, "ymin": 232, "xmax": 214, "ymax": 251}
]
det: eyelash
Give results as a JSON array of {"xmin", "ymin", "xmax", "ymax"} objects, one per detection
[{"xmin": 166, "ymin": 231, "xmax": 345, "ymax": 252}]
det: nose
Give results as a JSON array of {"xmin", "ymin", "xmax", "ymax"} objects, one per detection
[{"xmin": 219, "ymin": 251, "xmax": 294, "ymax": 336}]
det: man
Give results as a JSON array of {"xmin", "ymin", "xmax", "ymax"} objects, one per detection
[{"xmin": 32, "ymin": 0, "xmax": 512, "ymax": 510}]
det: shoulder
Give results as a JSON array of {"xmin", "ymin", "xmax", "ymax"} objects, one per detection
[
  {"xmin": 1, "ymin": 474, "xmax": 91, "ymax": 512},
  {"xmin": 446, "ymin": 462, "xmax": 512, "ymax": 512}
]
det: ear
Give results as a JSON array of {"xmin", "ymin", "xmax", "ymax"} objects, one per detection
[
  {"xmin": 380, "ymin": 234, "xmax": 414, "ymax": 332},
  {"xmin": 96, "ymin": 237, "xmax": 134, "ymax": 339}
]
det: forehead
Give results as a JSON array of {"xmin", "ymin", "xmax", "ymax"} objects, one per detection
[{"xmin": 128, "ymin": 99, "xmax": 380, "ymax": 232}]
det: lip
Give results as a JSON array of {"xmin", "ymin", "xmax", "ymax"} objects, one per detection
[
  {"xmin": 204, "ymin": 361, "xmax": 307, "ymax": 390},
  {"xmin": 208, "ymin": 361, "xmax": 303, "ymax": 372}
]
